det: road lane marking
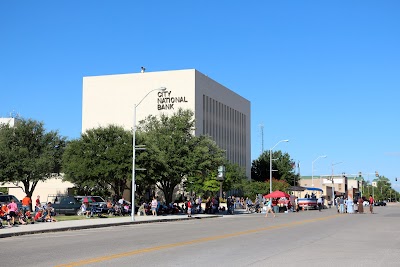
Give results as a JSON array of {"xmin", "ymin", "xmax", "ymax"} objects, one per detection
[{"xmin": 55, "ymin": 214, "xmax": 341, "ymax": 267}]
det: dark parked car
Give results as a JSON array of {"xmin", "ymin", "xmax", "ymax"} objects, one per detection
[
  {"xmin": 374, "ymin": 201, "xmax": 387, "ymax": 206},
  {"xmin": 75, "ymin": 196, "xmax": 109, "ymax": 214},
  {"xmin": 0, "ymin": 194, "xmax": 22, "ymax": 210},
  {"xmin": 51, "ymin": 196, "xmax": 82, "ymax": 215}
]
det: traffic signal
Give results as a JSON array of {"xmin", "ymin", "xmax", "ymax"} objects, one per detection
[{"xmin": 375, "ymin": 171, "xmax": 379, "ymax": 177}]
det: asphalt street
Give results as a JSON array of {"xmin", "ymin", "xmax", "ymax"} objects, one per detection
[{"xmin": 1, "ymin": 204, "xmax": 399, "ymax": 267}]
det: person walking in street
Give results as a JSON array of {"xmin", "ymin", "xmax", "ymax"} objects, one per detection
[
  {"xmin": 151, "ymin": 197, "xmax": 158, "ymax": 216},
  {"xmin": 339, "ymin": 196, "xmax": 345, "ymax": 214},
  {"xmin": 369, "ymin": 195, "xmax": 374, "ymax": 214},
  {"xmin": 335, "ymin": 196, "xmax": 340, "ymax": 213},
  {"xmin": 317, "ymin": 196, "xmax": 323, "ymax": 212},
  {"xmin": 264, "ymin": 198, "xmax": 275, "ymax": 218},
  {"xmin": 358, "ymin": 197, "xmax": 364, "ymax": 214},
  {"xmin": 346, "ymin": 197, "xmax": 354, "ymax": 214}
]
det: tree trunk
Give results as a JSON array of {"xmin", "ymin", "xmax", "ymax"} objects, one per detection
[{"xmin": 23, "ymin": 179, "xmax": 38, "ymax": 212}]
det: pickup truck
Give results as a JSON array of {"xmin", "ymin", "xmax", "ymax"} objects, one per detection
[{"xmin": 51, "ymin": 196, "xmax": 82, "ymax": 215}]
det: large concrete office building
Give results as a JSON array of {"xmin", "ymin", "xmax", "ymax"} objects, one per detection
[{"xmin": 82, "ymin": 69, "xmax": 251, "ymax": 178}]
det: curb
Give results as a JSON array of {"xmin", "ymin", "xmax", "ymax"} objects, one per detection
[{"xmin": 0, "ymin": 215, "xmax": 222, "ymax": 239}]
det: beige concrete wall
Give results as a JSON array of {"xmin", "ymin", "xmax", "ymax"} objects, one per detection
[
  {"xmin": 0, "ymin": 118, "xmax": 15, "ymax": 126},
  {"xmin": 3, "ymin": 176, "xmax": 74, "ymax": 203},
  {"xmin": 82, "ymin": 69, "xmax": 196, "ymax": 133},
  {"xmin": 82, "ymin": 69, "xmax": 251, "ymax": 178}
]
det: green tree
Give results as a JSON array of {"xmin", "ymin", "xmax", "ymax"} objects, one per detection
[
  {"xmin": 0, "ymin": 118, "xmax": 66, "ymax": 209},
  {"xmin": 62, "ymin": 125, "xmax": 132, "ymax": 199},
  {"xmin": 375, "ymin": 176, "xmax": 391, "ymax": 201},
  {"xmin": 241, "ymin": 180, "xmax": 269, "ymax": 199},
  {"xmin": 185, "ymin": 136, "xmax": 226, "ymax": 197},
  {"xmin": 251, "ymin": 150, "xmax": 298, "ymax": 185},
  {"xmin": 222, "ymin": 162, "xmax": 247, "ymax": 193},
  {"xmin": 136, "ymin": 108, "xmax": 225, "ymax": 204},
  {"xmin": 240, "ymin": 178, "xmax": 291, "ymax": 199}
]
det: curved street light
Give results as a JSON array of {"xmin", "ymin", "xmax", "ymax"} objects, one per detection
[
  {"xmin": 311, "ymin": 155, "xmax": 327, "ymax": 187},
  {"xmin": 330, "ymin": 161, "xmax": 343, "ymax": 200},
  {"xmin": 132, "ymin": 87, "xmax": 167, "ymax": 222},
  {"xmin": 269, "ymin": 139, "xmax": 289, "ymax": 194}
]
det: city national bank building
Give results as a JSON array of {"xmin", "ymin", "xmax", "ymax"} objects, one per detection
[{"xmin": 82, "ymin": 69, "xmax": 251, "ymax": 178}]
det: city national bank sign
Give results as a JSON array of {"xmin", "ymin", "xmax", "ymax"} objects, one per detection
[{"xmin": 157, "ymin": 90, "xmax": 188, "ymax": 110}]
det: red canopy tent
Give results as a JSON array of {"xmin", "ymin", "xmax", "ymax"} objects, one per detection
[{"xmin": 264, "ymin": 190, "xmax": 290, "ymax": 199}]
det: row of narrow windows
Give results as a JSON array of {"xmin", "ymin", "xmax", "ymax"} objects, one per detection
[{"xmin": 202, "ymin": 95, "xmax": 247, "ymax": 169}]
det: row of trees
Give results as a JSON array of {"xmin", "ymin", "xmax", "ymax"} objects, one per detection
[
  {"xmin": 0, "ymin": 109, "xmax": 298, "ymax": 205},
  {"xmin": 362, "ymin": 177, "xmax": 398, "ymax": 201}
]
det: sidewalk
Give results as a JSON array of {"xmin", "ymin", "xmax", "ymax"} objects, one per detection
[{"xmin": 0, "ymin": 213, "xmax": 223, "ymax": 239}]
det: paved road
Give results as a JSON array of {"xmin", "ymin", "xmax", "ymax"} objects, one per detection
[{"xmin": 1, "ymin": 204, "xmax": 399, "ymax": 267}]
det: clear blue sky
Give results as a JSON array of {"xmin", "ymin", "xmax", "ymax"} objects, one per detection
[{"xmin": 1, "ymin": 1, "xmax": 399, "ymax": 187}]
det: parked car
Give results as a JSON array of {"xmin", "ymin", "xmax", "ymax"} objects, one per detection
[
  {"xmin": 0, "ymin": 194, "xmax": 22, "ymax": 210},
  {"xmin": 363, "ymin": 201, "xmax": 370, "ymax": 206},
  {"xmin": 75, "ymin": 196, "xmax": 109, "ymax": 214},
  {"xmin": 51, "ymin": 195, "xmax": 82, "ymax": 215},
  {"xmin": 374, "ymin": 201, "xmax": 387, "ymax": 206}
]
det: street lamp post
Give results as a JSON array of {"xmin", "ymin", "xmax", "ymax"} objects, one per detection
[
  {"xmin": 331, "ymin": 161, "xmax": 343, "ymax": 201},
  {"xmin": 132, "ymin": 87, "xmax": 167, "ymax": 222},
  {"xmin": 269, "ymin": 139, "xmax": 289, "ymax": 194},
  {"xmin": 312, "ymin": 155, "xmax": 327, "ymax": 187}
]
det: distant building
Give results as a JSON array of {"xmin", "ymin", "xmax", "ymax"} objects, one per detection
[
  {"xmin": 82, "ymin": 69, "xmax": 251, "ymax": 178},
  {"xmin": 3, "ymin": 175, "xmax": 74, "ymax": 203},
  {"xmin": 299, "ymin": 175, "xmax": 363, "ymax": 200},
  {"xmin": 0, "ymin": 117, "xmax": 16, "ymax": 127}
]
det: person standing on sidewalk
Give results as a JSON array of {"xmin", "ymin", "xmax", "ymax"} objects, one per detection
[
  {"xmin": 187, "ymin": 198, "xmax": 192, "ymax": 217},
  {"xmin": 22, "ymin": 195, "xmax": 31, "ymax": 213},
  {"xmin": 151, "ymin": 197, "xmax": 158, "ymax": 216},
  {"xmin": 369, "ymin": 195, "xmax": 374, "ymax": 214},
  {"xmin": 7, "ymin": 199, "xmax": 18, "ymax": 226}
]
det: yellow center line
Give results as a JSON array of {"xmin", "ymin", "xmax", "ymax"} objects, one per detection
[{"xmin": 55, "ymin": 214, "xmax": 341, "ymax": 267}]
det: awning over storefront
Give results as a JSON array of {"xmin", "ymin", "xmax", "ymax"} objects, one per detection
[{"xmin": 304, "ymin": 187, "xmax": 323, "ymax": 192}]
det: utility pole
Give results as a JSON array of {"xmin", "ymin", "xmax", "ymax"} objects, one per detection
[{"xmin": 259, "ymin": 124, "xmax": 264, "ymax": 154}]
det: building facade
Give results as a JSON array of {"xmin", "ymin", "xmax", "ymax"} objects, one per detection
[
  {"xmin": 299, "ymin": 175, "xmax": 364, "ymax": 201},
  {"xmin": 0, "ymin": 117, "xmax": 16, "ymax": 127},
  {"xmin": 82, "ymin": 69, "xmax": 251, "ymax": 178}
]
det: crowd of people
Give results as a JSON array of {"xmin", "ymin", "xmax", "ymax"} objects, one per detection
[
  {"xmin": 0, "ymin": 195, "xmax": 58, "ymax": 228},
  {"xmin": 335, "ymin": 194, "xmax": 375, "ymax": 214},
  {"xmin": 7, "ymin": 191, "xmax": 372, "ymax": 228}
]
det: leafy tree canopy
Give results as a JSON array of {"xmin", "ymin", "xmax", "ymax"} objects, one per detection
[
  {"xmin": 240, "ymin": 178, "xmax": 291, "ymax": 199},
  {"xmin": 0, "ymin": 118, "xmax": 66, "ymax": 204},
  {"xmin": 136, "ymin": 108, "xmax": 226, "ymax": 204},
  {"xmin": 62, "ymin": 125, "xmax": 132, "ymax": 198},
  {"xmin": 251, "ymin": 150, "xmax": 298, "ymax": 185}
]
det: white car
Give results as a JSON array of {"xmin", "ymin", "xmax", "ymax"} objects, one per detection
[{"xmin": 363, "ymin": 201, "xmax": 370, "ymax": 206}]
